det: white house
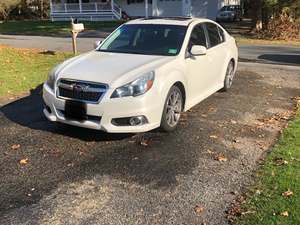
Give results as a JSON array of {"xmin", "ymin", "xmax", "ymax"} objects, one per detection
[{"xmin": 50, "ymin": 0, "xmax": 241, "ymax": 21}]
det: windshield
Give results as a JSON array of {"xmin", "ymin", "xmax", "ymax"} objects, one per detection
[
  {"xmin": 98, "ymin": 24, "xmax": 187, "ymax": 56},
  {"xmin": 221, "ymin": 6, "xmax": 237, "ymax": 11}
]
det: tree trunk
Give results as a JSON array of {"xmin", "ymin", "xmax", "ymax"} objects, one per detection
[{"xmin": 251, "ymin": 0, "xmax": 263, "ymax": 32}]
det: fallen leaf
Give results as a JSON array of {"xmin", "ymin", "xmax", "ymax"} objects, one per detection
[
  {"xmin": 207, "ymin": 149, "xmax": 214, "ymax": 154},
  {"xmin": 241, "ymin": 210, "xmax": 256, "ymax": 215},
  {"xmin": 231, "ymin": 120, "xmax": 237, "ymax": 124},
  {"xmin": 274, "ymin": 158, "xmax": 288, "ymax": 166},
  {"xmin": 209, "ymin": 135, "xmax": 218, "ymax": 139},
  {"xmin": 282, "ymin": 190, "xmax": 293, "ymax": 197},
  {"xmin": 19, "ymin": 158, "xmax": 29, "ymax": 165},
  {"xmin": 280, "ymin": 211, "xmax": 289, "ymax": 217},
  {"xmin": 140, "ymin": 139, "xmax": 150, "ymax": 146},
  {"xmin": 214, "ymin": 154, "xmax": 227, "ymax": 162},
  {"xmin": 233, "ymin": 138, "xmax": 240, "ymax": 143},
  {"xmin": 194, "ymin": 205, "xmax": 204, "ymax": 214},
  {"xmin": 11, "ymin": 144, "xmax": 20, "ymax": 150}
]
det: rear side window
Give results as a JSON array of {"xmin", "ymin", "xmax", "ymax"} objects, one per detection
[
  {"xmin": 188, "ymin": 24, "xmax": 207, "ymax": 50},
  {"xmin": 205, "ymin": 23, "xmax": 222, "ymax": 48},
  {"xmin": 218, "ymin": 26, "xmax": 225, "ymax": 43}
]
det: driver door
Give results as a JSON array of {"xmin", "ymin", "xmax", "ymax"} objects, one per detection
[{"xmin": 185, "ymin": 23, "xmax": 213, "ymax": 106}]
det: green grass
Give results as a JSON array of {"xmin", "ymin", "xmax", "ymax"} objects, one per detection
[
  {"xmin": 0, "ymin": 45, "xmax": 71, "ymax": 97},
  {"xmin": 236, "ymin": 109, "xmax": 300, "ymax": 225},
  {"xmin": 0, "ymin": 20, "xmax": 124, "ymax": 36},
  {"xmin": 235, "ymin": 35, "xmax": 300, "ymax": 46}
]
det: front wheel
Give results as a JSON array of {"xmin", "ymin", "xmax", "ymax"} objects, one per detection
[
  {"xmin": 221, "ymin": 61, "xmax": 235, "ymax": 92},
  {"xmin": 160, "ymin": 86, "xmax": 183, "ymax": 132}
]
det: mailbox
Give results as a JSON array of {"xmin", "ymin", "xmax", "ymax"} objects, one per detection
[
  {"xmin": 70, "ymin": 19, "xmax": 84, "ymax": 54},
  {"xmin": 72, "ymin": 23, "xmax": 84, "ymax": 33}
]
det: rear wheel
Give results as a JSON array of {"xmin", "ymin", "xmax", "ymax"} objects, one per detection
[
  {"xmin": 160, "ymin": 86, "xmax": 183, "ymax": 132},
  {"xmin": 222, "ymin": 61, "xmax": 235, "ymax": 92}
]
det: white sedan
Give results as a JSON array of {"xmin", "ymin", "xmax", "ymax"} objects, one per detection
[{"xmin": 43, "ymin": 17, "xmax": 238, "ymax": 133}]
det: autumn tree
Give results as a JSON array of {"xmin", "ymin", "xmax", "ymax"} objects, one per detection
[{"xmin": 0, "ymin": 0, "xmax": 20, "ymax": 20}]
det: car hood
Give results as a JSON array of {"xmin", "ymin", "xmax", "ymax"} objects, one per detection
[{"xmin": 56, "ymin": 51, "xmax": 174, "ymax": 88}]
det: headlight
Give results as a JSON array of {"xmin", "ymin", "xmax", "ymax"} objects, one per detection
[
  {"xmin": 111, "ymin": 71, "xmax": 155, "ymax": 98},
  {"xmin": 46, "ymin": 65, "xmax": 59, "ymax": 90}
]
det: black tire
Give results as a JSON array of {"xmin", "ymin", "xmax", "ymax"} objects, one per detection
[
  {"xmin": 221, "ymin": 61, "xmax": 235, "ymax": 92},
  {"xmin": 160, "ymin": 86, "xmax": 183, "ymax": 132}
]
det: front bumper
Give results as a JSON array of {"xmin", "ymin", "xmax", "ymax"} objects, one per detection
[{"xmin": 42, "ymin": 83, "xmax": 162, "ymax": 133}]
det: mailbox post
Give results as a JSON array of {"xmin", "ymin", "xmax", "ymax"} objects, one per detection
[{"xmin": 71, "ymin": 18, "xmax": 84, "ymax": 55}]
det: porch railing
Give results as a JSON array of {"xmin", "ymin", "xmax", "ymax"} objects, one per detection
[{"xmin": 51, "ymin": 2, "xmax": 122, "ymax": 19}]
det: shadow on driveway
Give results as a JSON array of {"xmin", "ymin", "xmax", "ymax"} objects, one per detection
[
  {"xmin": 0, "ymin": 84, "xmax": 132, "ymax": 142},
  {"xmin": 0, "ymin": 84, "xmax": 204, "ymax": 213},
  {"xmin": 258, "ymin": 54, "xmax": 300, "ymax": 66}
]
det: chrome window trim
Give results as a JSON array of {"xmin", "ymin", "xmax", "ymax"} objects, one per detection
[{"xmin": 56, "ymin": 78, "xmax": 109, "ymax": 104}]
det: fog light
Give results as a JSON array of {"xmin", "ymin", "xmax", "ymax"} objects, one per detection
[
  {"xmin": 129, "ymin": 116, "xmax": 147, "ymax": 126},
  {"xmin": 112, "ymin": 116, "xmax": 148, "ymax": 126}
]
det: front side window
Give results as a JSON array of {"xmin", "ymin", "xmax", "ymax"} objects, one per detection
[
  {"xmin": 188, "ymin": 24, "xmax": 207, "ymax": 51},
  {"xmin": 99, "ymin": 24, "xmax": 187, "ymax": 56},
  {"xmin": 205, "ymin": 23, "xmax": 222, "ymax": 48}
]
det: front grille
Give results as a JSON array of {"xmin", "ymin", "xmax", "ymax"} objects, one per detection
[{"xmin": 57, "ymin": 79, "xmax": 108, "ymax": 103}]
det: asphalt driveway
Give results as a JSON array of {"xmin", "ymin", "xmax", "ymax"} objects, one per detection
[{"xmin": 0, "ymin": 62, "xmax": 299, "ymax": 225}]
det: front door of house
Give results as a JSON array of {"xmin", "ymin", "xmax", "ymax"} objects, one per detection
[{"xmin": 182, "ymin": 0, "xmax": 191, "ymax": 16}]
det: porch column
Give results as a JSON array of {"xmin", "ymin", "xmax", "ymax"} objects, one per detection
[
  {"xmin": 111, "ymin": 0, "xmax": 114, "ymax": 11},
  {"xmin": 145, "ymin": 0, "xmax": 149, "ymax": 18},
  {"xmin": 152, "ymin": 0, "xmax": 158, "ymax": 17},
  {"xmin": 79, "ymin": 0, "xmax": 82, "ymax": 13},
  {"xmin": 49, "ymin": 0, "xmax": 53, "ymax": 12}
]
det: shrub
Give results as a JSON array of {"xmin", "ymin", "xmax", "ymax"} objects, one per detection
[{"xmin": 259, "ymin": 13, "xmax": 300, "ymax": 40}]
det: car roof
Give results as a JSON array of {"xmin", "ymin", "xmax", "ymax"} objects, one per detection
[{"xmin": 126, "ymin": 17, "xmax": 212, "ymax": 26}]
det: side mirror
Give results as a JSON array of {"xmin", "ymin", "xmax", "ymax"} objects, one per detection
[
  {"xmin": 190, "ymin": 45, "xmax": 207, "ymax": 56},
  {"xmin": 94, "ymin": 40, "xmax": 102, "ymax": 49}
]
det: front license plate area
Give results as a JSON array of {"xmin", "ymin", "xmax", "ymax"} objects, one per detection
[{"xmin": 64, "ymin": 100, "xmax": 87, "ymax": 121}]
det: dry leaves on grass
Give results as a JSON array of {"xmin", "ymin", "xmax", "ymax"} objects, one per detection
[
  {"xmin": 273, "ymin": 158, "xmax": 289, "ymax": 166},
  {"xmin": 280, "ymin": 211, "xmax": 289, "ymax": 217},
  {"xmin": 292, "ymin": 96, "xmax": 300, "ymax": 107},
  {"xmin": 19, "ymin": 158, "xmax": 29, "ymax": 165},
  {"xmin": 282, "ymin": 190, "xmax": 293, "ymax": 197}
]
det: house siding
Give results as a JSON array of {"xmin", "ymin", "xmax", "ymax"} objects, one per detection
[{"xmin": 117, "ymin": 0, "xmax": 241, "ymax": 19}]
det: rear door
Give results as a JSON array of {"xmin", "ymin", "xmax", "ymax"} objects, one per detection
[{"xmin": 204, "ymin": 22, "xmax": 227, "ymax": 88}]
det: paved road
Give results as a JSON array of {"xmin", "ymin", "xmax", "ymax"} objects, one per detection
[
  {"xmin": 239, "ymin": 44, "xmax": 300, "ymax": 66},
  {"xmin": 1, "ymin": 34, "xmax": 300, "ymax": 66},
  {"xmin": 0, "ymin": 34, "xmax": 99, "ymax": 53},
  {"xmin": 0, "ymin": 63, "xmax": 299, "ymax": 225}
]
